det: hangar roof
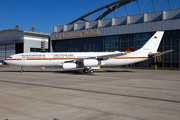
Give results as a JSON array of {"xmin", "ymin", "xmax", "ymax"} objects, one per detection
[
  {"xmin": 0, "ymin": 29, "xmax": 50, "ymax": 38},
  {"xmin": 0, "ymin": 29, "xmax": 50, "ymax": 45}
]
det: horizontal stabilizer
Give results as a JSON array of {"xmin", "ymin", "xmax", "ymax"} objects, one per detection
[{"xmin": 148, "ymin": 50, "xmax": 173, "ymax": 57}]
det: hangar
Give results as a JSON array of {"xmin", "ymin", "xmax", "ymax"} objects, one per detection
[
  {"xmin": 0, "ymin": 26, "xmax": 50, "ymax": 63},
  {"xmin": 50, "ymin": 0, "xmax": 180, "ymax": 69}
]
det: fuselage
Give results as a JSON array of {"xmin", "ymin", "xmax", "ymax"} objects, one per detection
[{"xmin": 4, "ymin": 51, "xmax": 150, "ymax": 67}]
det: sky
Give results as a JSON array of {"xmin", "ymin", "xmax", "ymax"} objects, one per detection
[{"xmin": 0, "ymin": 0, "xmax": 180, "ymax": 33}]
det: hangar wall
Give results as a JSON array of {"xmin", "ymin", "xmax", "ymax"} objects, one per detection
[
  {"xmin": 51, "ymin": 9, "xmax": 180, "ymax": 69},
  {"xmin": 0, "ymin": 30, "xmax": 50, "ymax": 62}
]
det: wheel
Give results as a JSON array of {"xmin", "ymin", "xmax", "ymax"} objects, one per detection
[
  {"xmin": 85, "ymin": 70, "xmax": 88, "ymax": 73},
  {"xmin": 20, "ymin": 67, "xmax": 24, "ymax": 73},
  {"xmin": 89, "ymin": 70, "xmax": 94, "ymax": 74},
  {"xmin": 83, "ymin": 69, "xmax": 88, "ymax": 73}
]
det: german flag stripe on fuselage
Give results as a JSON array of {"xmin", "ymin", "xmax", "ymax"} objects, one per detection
[{"xmin": 5, "ymin": 57, "xmax": 150, "ymax": 61}]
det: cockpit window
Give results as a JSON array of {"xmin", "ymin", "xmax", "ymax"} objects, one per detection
[{"xmin": 8, "ymin": 57, "xmax": 12, "ymax": 59}]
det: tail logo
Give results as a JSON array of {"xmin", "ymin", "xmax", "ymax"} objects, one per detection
[{"xmin": 124, "ymin": 48, "xmax": 133, "ymax": 53}]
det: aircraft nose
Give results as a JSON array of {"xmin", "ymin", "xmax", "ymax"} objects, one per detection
[{"xmin": 4, "ymin": 59, "xmax": 10, "ymax": 64}]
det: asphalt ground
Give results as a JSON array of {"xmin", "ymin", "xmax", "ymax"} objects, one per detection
[{"xmin": 0, "ymin": 66, "xmax": 180, "ymax": 120}]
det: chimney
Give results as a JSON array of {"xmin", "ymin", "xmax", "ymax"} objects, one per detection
[
  {"xmin": 15, "ymin": 24, "xmax": 18, "ymax": 30},
  {"xmin": 32, "ymin": 26, "xmax": 35, "ymax": 32}
]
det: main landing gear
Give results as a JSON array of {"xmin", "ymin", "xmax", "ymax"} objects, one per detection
[
  {"xmin": 83, "ymin": 67, "xmax": 94, "ymax": 74},
  {"xmin": 20, "ymin": 67, "xmax": 24, "ymax": 73}
]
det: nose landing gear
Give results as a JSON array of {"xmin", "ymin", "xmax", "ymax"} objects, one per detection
[{"xmin": 20, "ymin": 67, "xmax": 24, "ymax": 73}]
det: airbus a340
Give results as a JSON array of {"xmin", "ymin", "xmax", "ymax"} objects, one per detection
[{"xmin": 4, "ymin": 31, "xmax": 172, "ymax": 73}]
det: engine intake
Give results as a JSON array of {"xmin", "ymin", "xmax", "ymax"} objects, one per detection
[
  {"xmin": 83, "ymin": 59, "xmax": 103, "ymax": 67},
  {"xmin": 63, "ymin": 63, "xmax": 79, "ymax": 69}
]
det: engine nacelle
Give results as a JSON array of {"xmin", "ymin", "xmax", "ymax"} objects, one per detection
[
  {"xmin": 62, "ymin": 63, "xmax": 79, "ymax": 69},
  {"xmin": 83, "ymin": 59, "xmax": 103, "ymax": 67}
]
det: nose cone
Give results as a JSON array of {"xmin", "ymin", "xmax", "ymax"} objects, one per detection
[
  {"xmin": 4, "ymin": 59, "xmax": 10, "ymax": 65},
  {"xmin": 4, "ymin": 59, "xmax": 7, "ymax": 64}
]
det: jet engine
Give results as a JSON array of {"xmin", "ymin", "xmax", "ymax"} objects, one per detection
[
  {"xmin": 62, "ymin": 63, "xmax": 79, "ymax": 69},
  {"xmin": 83, "ymin": 59, "xmax": 103, "ymax": 67}
]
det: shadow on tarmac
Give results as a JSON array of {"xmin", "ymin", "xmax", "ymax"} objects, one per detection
[{"xmin": 0, "ymin": 69, "xmax": 134, "ymax": 75}]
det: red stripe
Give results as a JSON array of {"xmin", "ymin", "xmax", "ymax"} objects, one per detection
[{"xmin": 5, "ymin": 57, "xmax": 150, "ymax": 61}]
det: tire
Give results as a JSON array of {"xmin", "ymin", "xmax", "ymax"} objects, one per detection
[
  {"xmin": 89, "ymin": 70, "xmax": 94, "ymax": 74},
  {"xmin": 83, "ymin": 69, "xmax": 88, "ymax": 73}
]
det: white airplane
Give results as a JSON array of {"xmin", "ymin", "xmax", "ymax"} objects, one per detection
[{"xmin": 4, "ymin": 31, "xmax": 172, "ymax": 73}]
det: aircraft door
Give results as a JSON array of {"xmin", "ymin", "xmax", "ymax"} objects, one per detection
[
  {"xmin": 17, "ymin": 56, "xmax": 23, "ymax": 62},
  {"xmin": 134, "ymin": 53, "xmax": 138, "ymax": 59},
  {"xmin": 22, "ymin": 58, "xmax": 27, "ymax": 61},
  {"xmin": 48, "ymin": 54, "xmax": 53, "ymax": 61},
  {"xmin": 21, "ymin": 58, "xmax": 27, "ymax": 66}
]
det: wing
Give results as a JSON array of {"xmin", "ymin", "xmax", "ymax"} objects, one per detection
[
  {"xmin": 88, "ymin": 48, "xmax": 133, "ymax": 60},
  {"xmin": 65, "ymin": 52, "xmax": 127, "ymax": 63},
  {"xmin": 89, "ymin": 52, "xmax": 126, "ymax": 60},
  {"xmin": 64, "ymin": 48, "xmax": 133, "ymax": 63}
]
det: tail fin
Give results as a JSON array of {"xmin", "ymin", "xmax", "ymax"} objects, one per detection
[{"xmin": 136, "ymin": 31, "xmax": 164, "ymax": 53}]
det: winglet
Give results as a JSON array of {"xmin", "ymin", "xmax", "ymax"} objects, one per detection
[{"xmin": 124, "ymin": 48, "xmax": 133, "ymax": 53}]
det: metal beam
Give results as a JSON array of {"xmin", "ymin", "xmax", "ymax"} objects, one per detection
[
  {"xmin": 99, "ymin": 8, "xmax": 106, "ymax": 20},
  {"xmin": 151, "ymin": 0, "xmax": 156, "ymax": 12},
  {"xmin": 124, "ymin": 5, "xmax": 128, "ymax": 16},
  {"xmin": 136, "ymin": 0, "xmax": 141, "ymax": 14},
  {"xmin": 112, "ymin": 3, "xmax": 120, "ymax": 18},
  {"xmin": 174, "ymin": 0, "xmax": 179, "ymax": 9},
  {"xmin": 95, "ymin": 0, "xmax": 136, "ymax": 21},
  {"xmin": 125, "ymin": 0, "xmax": 133, "ymax": 16},
  {"xmin": 167, "ymin": 0, "xmax": 171, "ymax": 10},
  {"xmin": 156, "ymin": 0, "xmax": 161, "ymax": 12},
  {"xmin": 82, "ymin": 18, "xmax": 94, "ymax": 22},
  {"xmin": 68, "ymin": 0, "xmax": 137, "ymax": 24},
  {"xmin": 140, "ymin": 0, "xmax": 146, "ymax": 14}
]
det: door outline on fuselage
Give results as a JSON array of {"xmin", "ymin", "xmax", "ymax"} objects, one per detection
[
  {"xmin": 16, "ymin": 56, "xmax": 23, "ymax": 61},
  {"xmin": 48, "ymin": 54, "xmax": 53, "ymax": 61},
  {"xmin": 134, "ymin": 53, "xmax": 138, "ymax": 59},
  {"xmin": 21, "ymin": 58, "xmax": 27, "ymax": 65}
]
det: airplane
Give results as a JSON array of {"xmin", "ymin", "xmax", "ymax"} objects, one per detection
[{"xmin": 4, "ymin": 31, "xmax": 173, "ymax": 73}]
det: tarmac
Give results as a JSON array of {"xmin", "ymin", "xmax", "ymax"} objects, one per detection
[{"xmin": 0, "ymin": 66, "xmax": 180, "ymax": 120}]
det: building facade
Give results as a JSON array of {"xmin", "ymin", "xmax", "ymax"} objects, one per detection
[
  {"xmin": 0, "ymin": 30, "xmax": 50, "ymax": 62},
  {"xmin": 51, "ymin": 9, "xmax": 180, "ymax": 69}
]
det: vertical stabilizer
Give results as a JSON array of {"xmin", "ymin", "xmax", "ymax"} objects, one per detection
[{"xmin": 136, "ymin": 31, "xmax": 164, "ymax": 53}]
